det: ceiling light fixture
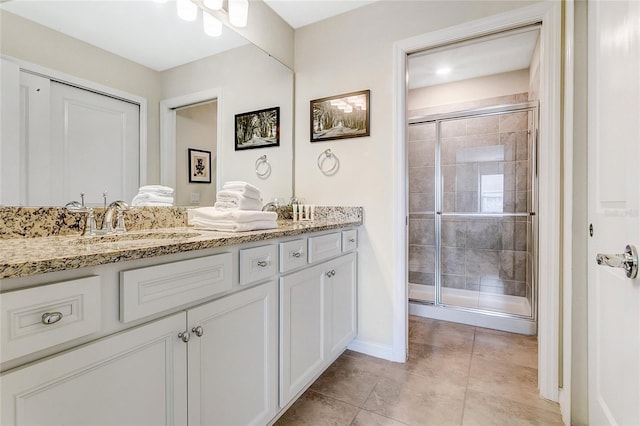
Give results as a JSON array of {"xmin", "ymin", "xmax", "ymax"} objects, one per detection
[
  {"xmin": 228, "ymin": 0, "xmax": 249, "ymax": 28},
  {"xmin": 177, "ymin": 0, "xmax": 198, "ymax": 21},
  {"xmin": 203, "ymin": 12, "xmax": 222, "ymax": 37}
]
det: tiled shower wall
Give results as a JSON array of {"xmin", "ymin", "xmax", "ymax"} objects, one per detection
[{"xmin": 408, "ymin": 93, "xmax": 534, "ymax": 300}]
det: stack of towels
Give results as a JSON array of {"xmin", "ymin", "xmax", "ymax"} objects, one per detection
[
  {"xmin": 188, "ymin": 181, "xmax": 277, "ymax": 232},
  {"xmin": 131, "ymin": 185, "xmax": 174, "ymax": 206}
]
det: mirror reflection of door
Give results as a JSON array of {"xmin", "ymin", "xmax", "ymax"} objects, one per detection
[{"xmin": 175, "ymin": 100, "xmax": 217, "ymax": 206}]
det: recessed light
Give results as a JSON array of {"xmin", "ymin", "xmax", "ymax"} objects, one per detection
[{"xmin": 436, "ymin": 67, "xmax": 452, "ymax": 75}]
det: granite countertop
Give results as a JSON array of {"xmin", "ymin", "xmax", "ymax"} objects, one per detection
[{"xmin": 0, "ymin": 218, "xmax": 362, "ymax": 280}]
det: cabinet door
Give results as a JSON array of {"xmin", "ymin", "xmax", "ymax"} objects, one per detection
[
  {"xmin": 0, "ymin": 313, "xmax": 187, "ymax": 426},
  {"xmin": 325, "ymin": 252, "xmax": 357, "ymax": 359},
  {"xmin": 279, "ymin": 264, "xmax": 326, "ymax": 407},
  {"xmin": 187, "ymin": 281, "xmax": 278, "ymax": 426}
]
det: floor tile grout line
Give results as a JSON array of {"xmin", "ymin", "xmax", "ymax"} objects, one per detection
[{"xmin": 459, "ymin": 327, "xmax": 477, "ymax": 425}]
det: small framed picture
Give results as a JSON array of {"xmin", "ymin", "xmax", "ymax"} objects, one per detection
[
  {"xmin": 310, "ymin": 89, "xmax": 370, "ymax": 142},
  {"xmin": 235, "ymin": 106, "xmax": 280, "ymax": 151},
  {"xmin": 188, "ymin": 148, "xmax": 211, "ymax": 183}
]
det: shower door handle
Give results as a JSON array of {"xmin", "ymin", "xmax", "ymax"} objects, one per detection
[{"xmin": 596, "ymin": 244, "xmax": 638, "ymax": 279}]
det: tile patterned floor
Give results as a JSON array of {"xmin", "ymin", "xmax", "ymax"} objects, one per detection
[{"xmin": 275, "ymin": 316, "xmax": 563, "ymax": 426}]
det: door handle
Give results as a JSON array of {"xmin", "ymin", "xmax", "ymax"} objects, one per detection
[{"xmin": 596, "ymin": 244, "xmax": 638, "ymax": 278}]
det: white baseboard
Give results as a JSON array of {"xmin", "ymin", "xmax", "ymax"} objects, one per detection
[{"xmin": 347, "ymin": 338, "xmax": 398, "ymax": 361}]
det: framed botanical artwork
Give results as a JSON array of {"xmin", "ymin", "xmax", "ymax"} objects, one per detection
[
  {"xmin": 188, "ymin": 148, "xmax": 211, "ymax": 183},
  {"xmin": 235, "ymin": 106, "xmax": 280, "ymax": 151},
  {"xmin": 310, "ymin": 89, "xmax": 370, "ymax": 142}
]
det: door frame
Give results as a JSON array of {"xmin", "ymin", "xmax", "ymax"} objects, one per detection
[
  {"xmin": 159, "ymin": 89, "xmax": 222, "ymax": 192},
  {"xmin": 392, "ymin": 0, "xmax": 566, "ymax": 405}
]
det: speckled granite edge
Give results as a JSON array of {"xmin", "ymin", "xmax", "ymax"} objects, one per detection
[
  {"xmin": 0, "ymin": 207, "xmax": 188, "ymax": 239},
  {"xmin": 0, "ymin": 206, "xmax": 363, "ymax": 280},
  {"xmin": 0, "ymin": 206, "xmax": 362, "ymax": 239}
]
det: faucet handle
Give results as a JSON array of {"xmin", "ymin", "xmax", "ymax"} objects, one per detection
[{"xmin": 108, "ymin": 200, "xmax": 130, "ymax": 211}]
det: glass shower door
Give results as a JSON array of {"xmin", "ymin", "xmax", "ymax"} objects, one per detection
[
  {"xmin": 407, "ymin": 121, "xmax": 436, "ymax": 303},
  {"xmin": 439, "ymin": 109, "xmax": 534, "ymax": 317}
]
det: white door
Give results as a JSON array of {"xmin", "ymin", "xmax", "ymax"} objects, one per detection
[
  {"xmin": 279, "ymin": 264, "xmax": 326, "ymax": 407},
  {"xmin": 0, "ymin": 313, "xmax": 188, "ymax": 426},
  {"xmin": 49, "ymin": 81, "xmax": 140, "ymax": 205},
  {"xmin": 587, "ymin": 1, "xmax": 640, "ymax": 424},
  {"xmin": 325, "ymin": 252, "xmax": 357, "ymax": 359},
  {"xmin": 187, "ymin": 281, "xmax": 278, "ymax": 426}
]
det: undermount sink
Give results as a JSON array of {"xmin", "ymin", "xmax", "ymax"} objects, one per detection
[{"xmin": 73, "ymin": 231, "xmax": 201, "ymax": 245}]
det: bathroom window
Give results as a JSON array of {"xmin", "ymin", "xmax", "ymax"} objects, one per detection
[{"xmin": 480, "ymin": 174, "xmax": 504, "ymax": 213}]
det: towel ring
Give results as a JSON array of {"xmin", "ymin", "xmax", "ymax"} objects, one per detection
[
  {"xmin": 255, "ymin": 155, "xmax": 271, "ymax": 179},
  {"xmin": 317, "ymin": 149, "xmax": 339, "ymax": 176}
]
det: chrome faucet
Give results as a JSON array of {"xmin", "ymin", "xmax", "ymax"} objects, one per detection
[
  {"xmin": 262, "ymin": 201, "xmax": 279, "ymax": 212},
  {"xmin": 102, "ymin": 200, "xmax": 130, "ymax": 234},
  {"xmin": 65, "ymin": 194, "xmax": 96, "ymax": 236}
]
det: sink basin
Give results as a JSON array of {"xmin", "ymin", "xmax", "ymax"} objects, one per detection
[{"xmin": 73, "ymin": 231, "xmax": 201, "ymax": 245}]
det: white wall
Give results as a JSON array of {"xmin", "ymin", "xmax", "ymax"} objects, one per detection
[
  {"xmin": 294, "ymin": 0, "xmax": 539, "ymax": 358},
  {"xmin": 0, "ymin": 10, "xmax": 162, "ymax": 184},
  {"xmin": 176, "ymin": 102, "xmax": 218, "ymax": 206},
  {"xmin": 161, "ymin": 44, "xmax": 293, "ymax": 203},
  {"xmin": 408, "ymin": 69, "xmax": 530, "ymax": 110}
]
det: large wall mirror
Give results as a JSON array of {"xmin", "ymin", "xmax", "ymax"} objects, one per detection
[{"xmin": 0, "ymin": 0, "xmax": 293, "ymax": 207}]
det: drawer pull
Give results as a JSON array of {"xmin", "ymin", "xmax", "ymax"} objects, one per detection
[
  {"xmin": 257, "ymin": 260, "xmax": 268, "ymax": 267},
  {"xmin": 326, "ymin": 270, "xmax": 336, "ymax": 278},
  {"xmin": 349, "ymin": 238, "xmax": 356, "ymax": 243},
  {"xmin": 41, "ymin": 312, "xmax": 64, "ymax": 325},
  {"xmin": 178, "ymin": 331, "xmax": 190, "ymax": 343},
  {"xmin": 292, "ymin": 251, "xmax": 302, "ymax": 258},
  {"xmin": 192, "ymin": 326, "xmax": 204, "ymax": 337}
]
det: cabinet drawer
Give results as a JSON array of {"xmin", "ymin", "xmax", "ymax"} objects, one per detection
[
  {"xmin": 120, "ymin": 253, "xmax": 232, "ymax": 323},
  {"xmin": 308, "ymin": 232, "xmax": 341, "ymax": 263},
  {"xmin": 0, "ymin": 276, "xmax": 101, "ymax": 363},
  {"xmin": 240, "ymin": 245, "xmax": 277, "ymax": 285},
  {"xmin": 279, "ymin": 239, "xmax": 307, "ymax": 273},
  {"xmin": 342, "ymin": 229, "xmax": 358, "ymax": 252}
]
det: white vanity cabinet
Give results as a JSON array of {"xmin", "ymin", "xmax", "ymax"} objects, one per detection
[
  {"xmin": 279, "ymin": 250, "xmax": 356, "ymax": 407},
  {"xmin": 0, "ymin": 312, "xmax": 188, "ymax": 426},
  {"xmin": 0, "ymin": 226, "xmax": 358, "ymax": 426},
  {"xmin": 187, "ymin": 280, "xmax": 278, "ymax": 426}
]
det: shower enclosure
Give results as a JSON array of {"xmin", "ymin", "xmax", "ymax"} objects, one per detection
[{"xmin": 408, "ymin": 102, "xmax": 538, "ymax": 334}]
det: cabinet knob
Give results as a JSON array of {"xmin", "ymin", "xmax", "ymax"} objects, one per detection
[
  {"xmin": 192, "ymin": 326, "xmax": 204, "ymax": 337},
  {"xmin": 257, "ymin": 260, "xmax": 268, "ymax": 267},
  {"xmin": 178, "ymin": 331, "xmax": 190, "ymax": 343},
  {"xmin": 41, "ymin": 312, "xmax": 64, "ymax": 325}
]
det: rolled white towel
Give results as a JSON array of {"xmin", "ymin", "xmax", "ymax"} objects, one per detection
[
  {"xmin": 221, "ymin": 181, "xmax": 262, "ymax": 200},
  {"xmin": 214, "ymin": 199, "xmax": 263, "ymax": 211},
  {"xmin": 188, "ymin": 207, "xmax": 276, "ymax": 224},
  {"xmin": 138, "ymin": 185, "xmax": 174, "ymax": 195},
  {"xmin": 132, "ymin": 193, "xmax": 174, "ymax": 206},
  {"xmin": 190, "ymin": 218, "xmax": 278, "ymax": 232}
]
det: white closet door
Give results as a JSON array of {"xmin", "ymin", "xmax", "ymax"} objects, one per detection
[{"xmin": 49, "ymin": 82, "xmax": 139, "ymax": 205}]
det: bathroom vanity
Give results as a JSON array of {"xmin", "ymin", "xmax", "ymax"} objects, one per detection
[{"xmin": 0, "ymin": 207, "xmax": 362, "ymax": 425}]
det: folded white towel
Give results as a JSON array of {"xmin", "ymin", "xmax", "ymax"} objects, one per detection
[
  {"xmin": 132, "ymin": 193, "xmax": 174, "ymax": 206},
  {"xmin": 138, "ymin": 185, "xmax": 174, "ymax": 195},
  {"xmin": 214, "ymin": 198, "xmax": 263, "ymax": 211},
  {"xmin": 132, "ymin": 201, "xmax": 174, "ymax": 207},
  {"xmin": 190, "ymin": 218, "xmax": 278, "ymax": 232},
  {"xmin": 221, "ymin": 181, "xmax": 262, "ymax": 200},
  {"xmin": 216, "ymin": 190, "xmax": 263, "ymax": 210},
  {"xmin": 188, "ymin": 207, "xmax": 276, "ymax": 224}
]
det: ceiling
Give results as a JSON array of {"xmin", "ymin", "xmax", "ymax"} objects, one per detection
[
  {"xmin": 263, "ymin": 0, "xmax": 377, "ymax": 29},
  {"xmin": 2, "ymin": 0, "xmax": 539, "ymax": 81},
  {"xmin": 407, "ymin": 28, "xmax": 540, "ymax": 89},
  {"xmin": 0, "ymin": 0, "xmax": 376, "ymax": 71}
]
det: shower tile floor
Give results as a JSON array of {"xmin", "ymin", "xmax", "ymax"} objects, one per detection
[{"xmin": 275, "ymin": 316, "xmax": 562, "ymax": 426}]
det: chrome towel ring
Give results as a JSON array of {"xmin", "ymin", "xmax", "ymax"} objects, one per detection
[
  {"xmin": 317, "ymin": 149, "xmax": 339, "ymax": 176},
  {"xmin": 255, "ymin": 155, "xmax": 271, "ymax": 179}
]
